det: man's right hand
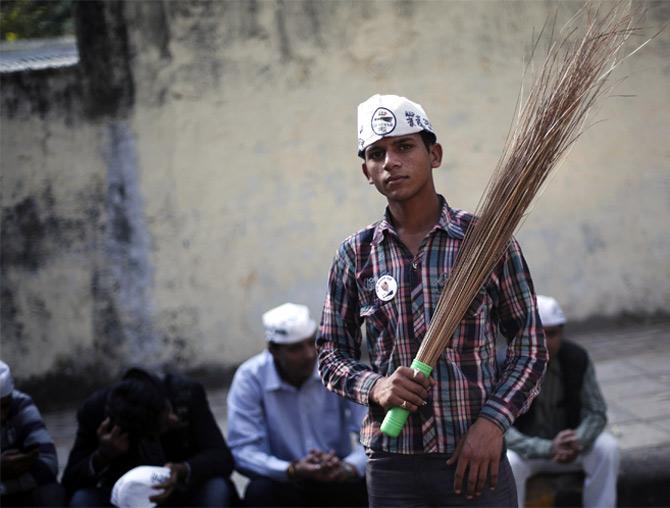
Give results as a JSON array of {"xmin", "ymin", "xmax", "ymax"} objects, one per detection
[
  {"xmin": 94, "ymin": 417, "xmax": 129, "ymax": 465},
  {"xmin": 0, "ymin": 448, "xmax": 39, "ymax": 478},
  {"xmin": 289, "ymin": 450, "xmax": 357, "ymax": 483},
  {"xmin": 290, "ymin": 451, "xmax": 331, "ymax": 482},
  {"xmin": 551, "ymin": 429, "xmax": 582, "ymax": 463},
  {"xmin": 369, "ymin": 366, "xmax": 432, "ymax": 412}
]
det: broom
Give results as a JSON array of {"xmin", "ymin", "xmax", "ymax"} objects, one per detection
[{"xmin": 381, "ymin": 3, "xmax": 648, "ymax": 437}]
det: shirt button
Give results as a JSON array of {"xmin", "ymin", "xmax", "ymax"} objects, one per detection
[{"xmin": 412, "ymin": 262, "xmax": 418, "ymax": 270}]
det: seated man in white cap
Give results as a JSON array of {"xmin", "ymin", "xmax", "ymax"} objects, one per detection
[
  {"xmin": 0, "ymin": 360, "xmax": 65, "ymax": 507},
  {"xmin": 227, "ymin": 303, "xmax": 368, "ymax": 507},
  {"xmin": 505, "ymin": 295, "xmax": 620, "ymax": 508}
]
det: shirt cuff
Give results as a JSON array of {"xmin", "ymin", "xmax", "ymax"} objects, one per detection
[
  {"xmin": 279, "ymin": 460, "xmax": 292, "ymax": 481},
  {"xmin": 536, "ymin": 439, "xmax": 554, "ymax": 458},
  {"xmin": 355, "ymin": 371, "xmax": 384, "ymax": 406},
  {"xmin": 479, "ymin": 398, "xmax": 515, "ymax": 433}
]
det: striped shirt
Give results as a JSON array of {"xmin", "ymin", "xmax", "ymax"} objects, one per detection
[
  {"xmin": 317, "ymin": 196, "xmax": 547, "ymax": 454},
  {"xmin": 0, "ymin": 390, "xmax": 58, "ymax": 495}
]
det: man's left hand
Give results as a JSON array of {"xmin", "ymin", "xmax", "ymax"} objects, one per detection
[
  {"xmin": 149, "ymin": 462, "xmax": 188, "ymax": 504},
  {"xmin": 447, "ymin": 417, "xmax": 503, "ymax": 499},
  {"xmin": 551, "ymin": 429, "xmax": 582, "ymax": 463},
  {"xmin": 1, "ymin": 448, "xmax": 39, "ymax": 478},
  {"xmin": 306, "ymin": 450, "xmax": 358, "ymax": 482}
]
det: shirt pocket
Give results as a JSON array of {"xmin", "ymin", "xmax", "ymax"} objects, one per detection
[
  {"xmin": 446, "ymin": 287, "xmax": 492, "ymax": 353},
  {"xmin": 360, "ymin": 295, "xmax": 396, "ymax": 330},
  {"xmin": 359, "ymin": 292, "xmax": 397, "ymax": 369}
]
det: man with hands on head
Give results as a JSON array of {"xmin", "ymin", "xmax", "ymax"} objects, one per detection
[
  {"xmin": 505, "ymin": 295, "xmax": 620, "ymax": 508},
  {"xmin": 227, "ymin": 303, "xmax": 368, "ymax": 507},
  {"xmin": 62, "ymin": 367, "xmax": 236, "ymax": 507},
  {"xmin": 317, "ymin": 94, "xmax": 548, "ymax": 507}
]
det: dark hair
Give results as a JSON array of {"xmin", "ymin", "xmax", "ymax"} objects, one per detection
[
  {"xmin": 105, "ymin": 377, "xmax": 167, "ymax": 439},
  {"xmin": 419, "ymin": 130, "xmax": 437, "ymax": 150}
]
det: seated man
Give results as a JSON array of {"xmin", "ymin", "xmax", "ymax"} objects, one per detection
[
  {"xmin": 62, "ymin": 367, "xmax": 237, "ymax": 507},
  {"xmin": 0, "ymin": 360, "xmax": 65, "ymax": 507},
  {"xmin": 227, "ymin": 303, "xmax": 368, "ymax": 507},
  {"xmin": 505, "ymin": 295, "xmax": 620, "ymax": 508}
]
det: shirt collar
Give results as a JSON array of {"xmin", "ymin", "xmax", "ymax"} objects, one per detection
[{"xmin": 371, "ymin": 194, "xmax": 466, "ymax": 246}]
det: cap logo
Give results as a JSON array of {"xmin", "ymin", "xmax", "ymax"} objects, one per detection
[{"xmin": 371, "ymin": 107, "xmax": 396, "ymax": 136}]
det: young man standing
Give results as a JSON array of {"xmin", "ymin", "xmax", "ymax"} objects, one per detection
[{"xmin": 317, "ymin": 94, "xmax": 548, "ymax": 507}]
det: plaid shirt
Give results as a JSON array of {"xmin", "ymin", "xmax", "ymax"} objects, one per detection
[{"xmin": 317, "ymin": 196, "xmax": 547, "ymax": 454}]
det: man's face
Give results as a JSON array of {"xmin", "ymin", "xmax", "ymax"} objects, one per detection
[
  {"xmin": 270, "ymin": 336, "xmax": 317, "ymax": 386},
  {"xmin": 158, "ymin": 403, "xmax": 181, "ymax": 435},
  {"xmin": 544, "ymin": 325, "xmax": 564, "ymax": 360},
  {"xmin": 361, "ymin": 133, "xmax": 442, "ymax": 203}
]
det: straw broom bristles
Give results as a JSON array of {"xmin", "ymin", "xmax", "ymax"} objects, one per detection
[{"xmin": 415, "ymin": 3, "xmax": 646, "ymax": 367}]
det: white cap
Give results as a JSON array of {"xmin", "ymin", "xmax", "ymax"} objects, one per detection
[
  {"xmin": 263, "ymin": 303, "xmax": 317, "ymax": 345},
  {"xmin": 536, "ymin": 295, "xmax": 566, "ymax": 327},
  {"xmin": 0, "ymin": 360, "xmax": 14, "ymax": 398},
  {"xmin": 357, "ymin": 94, "xmax": 436, "ymax": 156},
  {"xmin": 111, "ymin": 466, "xmax": 171, "ymax": 508}
]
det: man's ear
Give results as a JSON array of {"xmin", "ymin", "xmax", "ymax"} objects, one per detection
[
  {"xmin": 430, "ymin": 143, "xmax": 443, "ymax": 169},
  {"xmin": 361, "ymin": 163, "xmax": 374, "ymax": 184}
]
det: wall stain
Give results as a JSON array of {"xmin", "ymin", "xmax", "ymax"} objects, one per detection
[
  {"xmin": 97, "ymin": 121, "xmax": 158, "ymax": 364},
  {"xmin": 275, "ymin": 0, "xmax": 292, "ymax": 62},
  {"xmin": 1, "ymin": 196, "xmax": 48, "ymax": 272},
  {"xmin": 581, "ymin": 223, "xmax": 607, "ymax": 254},
  {"xmin": 0, "ymin": 288, "xmax": 27, "ymax": 355},
  {"xmin": 239, "ymin": 270, "xmax": 258, "ymax": 290}
]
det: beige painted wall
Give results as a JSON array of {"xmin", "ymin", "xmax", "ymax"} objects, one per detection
[{"xmin": 2, "ymin": 1, "xmax": 668, "ymax": 380}]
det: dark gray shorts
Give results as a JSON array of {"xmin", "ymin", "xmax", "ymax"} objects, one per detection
[{"xmin": 366, "ymin": 450, "xmax": 517, "ymax": 507}]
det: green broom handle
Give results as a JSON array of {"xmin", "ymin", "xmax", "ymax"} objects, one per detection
[{"xmin": 380, "ymin": 359, "xmax": 433, "ymax": 437}]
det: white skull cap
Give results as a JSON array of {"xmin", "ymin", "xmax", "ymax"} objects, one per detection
[
  {"xmin": 263, "ymin": 303, "xmax": 317, "ymax": 345},
  {"xmin": 536, "ymin": 295, "xmax": 566, "ymax": 327},
  {"xmin": 0, "ymin": 360, "xmax": 14, "ymax": 398},
  {"xmin": 357, "ymin": 94, "xmax": 436, "ymax": 156},
  {"xmin": 111, "ymin": 466, "xmax": 171, "ymax": 508}
]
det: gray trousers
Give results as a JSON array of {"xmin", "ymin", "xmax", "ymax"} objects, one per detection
[{"xmin": 366, "ymin": 451, "xmax": 517, "ymax": 507}]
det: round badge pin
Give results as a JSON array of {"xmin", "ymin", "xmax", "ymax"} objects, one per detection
[
  {"xmin": 375, "ymin": 274, "xmax": 398, "ymax": 302},
  {"xmin": 371, "ymin": 107, "xmax": 397, "ymax": 135}
]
